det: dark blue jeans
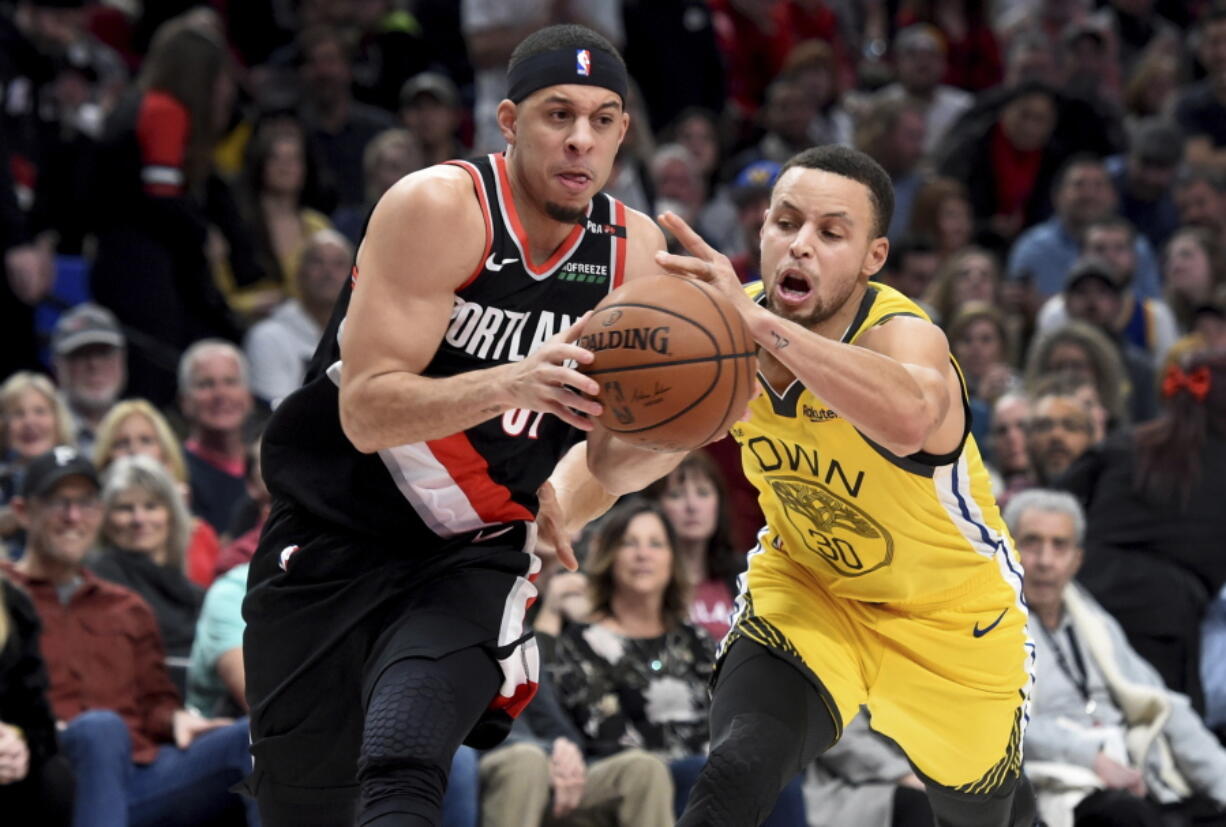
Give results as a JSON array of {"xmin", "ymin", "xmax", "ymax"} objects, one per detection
[
  {"xmin": 671, "ymin": 754, "xmax": 808, "ymax": 826},
  {"xmin": 59, "ymin": 709, "xmax": 259, "ymax": 827},
  {"xmin": 440, "ymin": 746, "xmax": 480, "ymax": 827}
]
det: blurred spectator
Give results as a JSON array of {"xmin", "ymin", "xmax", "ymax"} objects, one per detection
[
  {"xmin": 729, "ymin": 75, "xmax": 817, "ymax": 172},
  {"xmin": 1006, "ymin": 489, "xmax": 1226, "ymax": 827},
  {"xmin": 2, "ymin": 448, "xmax": 257, "ymax": 826},
  {"xmin": 1172, "ymin": 165, "xmax": 1226, "ymax": 237},
  {"xmin": 998, "ymin": 0, "xmax": 1094, "ymax": 48},
  {"xmin": 178, "ymin": 341, "xmax": 253, "ymax": 535},
  {"xmin": 708, "ymin": 0, "xmax": 779, "ymax": 132},
  {"xmin": 0, "ymin": 569, "xmax": 73, "ymax": 825},
  {"xmin": 1106, "ymin": 118, "xmax": 1185, "ymax": 251},
  {"xmin": 854, "ymin": 97, "xmax": 927, "ymax": 241},
  {"xmin": 874, "ymin": 236, "xmax": 940, "ymax": 303},
  {"xmin": 778, "ymin": 40, "xmax": 854, "ymax": 148},
  {"xmin": 924, "ymin": 246, "xmax": 1004, "ymax": 329},
  {"xmin": 92, "ymin": 399, "xmax": 221, "ymax": 589},
  {"xmin": 1061, "ymin": 349, "xmax": 1226, "ymax": 715},
  {"xmin": 343, "ymin": 0, "xmax": 433, "ymax": 114},
  {"xmin": 1026, "ymin": 375, "xmax": 1099, "ymax": 485},
  {"xmin": 222, "ymin": 118, "xmax": 334, "ymax": 320},
  {"xmin": 936, "ymin": 82, "xmax": 1062, "ymax": 244},
  {"xmin": 908, "ymin": 177, "xmax": 974, "ymax": 263},
  {"xmin": 873, "ymin": 24, "xmax": 972, "ymax": 155},
  {"xmin": 550, "ymin": 498, "xmax": 807, "ymax": 824},
  {"xmin": 1162, "ymin": 226, "xmax": 1226, "ymax": 334},
  {"xmin": 770, "ymin": 1, "xmax": 854, "ymax": 91},
  {"xmin": 1006, "ymin": 155, "xmax": 1162, "ymax": 303},
  {"xmin": 644, "ymin": 451, "xmax": 745, "ymax": 642},
  {"xmin": 803, "ymin": 713, "xmax": 933, "ymax": 827},
  {"xmin": 398, "ymin": 72, "xmax": 465, "ymax": 169},
  {"xmin": 987, "ymin": 391, "xmax": 1035, "ymax": 507},
  {"xmin": 0, "ymin": 372, "xmax": 75, "ymax": 551},
  {"xmin": 1, "ymin": 0, "xmax": 127, "ymax": 254},
  {"xmin": 1055, "ymin": 257, "xmax": 1159, "ymax": 422},
  {"xmin": 621, "ymin": 0, "xmax": 725, "ymax": 133},
  {"xmin": 947, "ymin": 302, "xmax": 1019, "ymax": 447},
  {"xmin": 0, "ymin": 131, "xmax": 50, "ymax": 381},
  {"xmin": 662, "ymin": 108, "xmax": 738, "ymax": 253},
  {"xmin": 726, "ymin": 160, "xmax": 780, "ymax": 284},
  {"xmin": 462, "ymin": 0, "xmax": 623, "ymax": 153},
  {"xmin": 650, "ymin": 144, "xmax": 710, "ymax": 248},
  {"xmin": 896, "ymin": 0, "xmax": 1003, "ymax": 92},
  {"xmin": 1025, "ymin": 322, "xmax": 1133, "ymax": 436},
  {"xmin": 1060, "ymin": 20, "xmax": 1122, "ymax": 109},
  {"xmin": 90, "ymin": 455, "xmax": 202, "ymax": 694},
  {"xmin": 246, "ymin": 229, "xmax": 353, "ymax": 408},
  {"xmin": 333, "ymin": 127, "xmax": 424, "ymax": 245},
  {"xmin": 90, "ymin": 14, "xmax": 241, "ymax": 407},
  {"xmin": 1091, "ymin": 0, "xmax": 1180, "ymax": 80},
  {"xmin": 212, "ymin": 436, "xmax": 270, "ymax": 577},
  {"xmin": 50, "ymin": 304, "xmax": 127, "ymax": 456},
  {"xmin": 1123, "ymin": 51, "xmax": 1182, "ymax": 132},
  {"xmin": 297, "ymin": 26, "xmax": 396, "ymax": 210},
  {"xmin": 1038, "ymin": 219, "xmax": 1179, "ymax": 364},
  {"xmin": 1175, "ymin": 8, "xmax": 1226, "ymax": 172},
  {"xmin": 186, "ymin": 562, "xmax": 248, "ymax": 719},
  {"xmin": 483, "ymin": 563, "xmax": 673, "ymax": 827}
]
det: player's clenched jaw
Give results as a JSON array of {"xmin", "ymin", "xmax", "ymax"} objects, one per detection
[
  {"xmin": 499, "ymin": 84, "xmax": 628, "ymax": 225},
  {"xmin": 759, "ymin": 168, "xmax": 889, "ymax": 332}
]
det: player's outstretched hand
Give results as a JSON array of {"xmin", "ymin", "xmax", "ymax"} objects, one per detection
[
  {"xmin": 655, "ymin": 211, "xmax": 755, "ymax": 318},
  {"xmin": 502, "ymin": 312, "xmax": 603, "ymax": 431}
]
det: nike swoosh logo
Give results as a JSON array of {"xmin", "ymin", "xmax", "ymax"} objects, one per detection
[
  {"xmin": 473, "ymin": 525, "xmax": 515, "ymax": 543},
  {"xmin": 485, "ymin": 253, "xmax": 519, "ymax": 271},
  {"xmin": 972, "ymin": 609, "xmax": 1008, "ymax": 638}
]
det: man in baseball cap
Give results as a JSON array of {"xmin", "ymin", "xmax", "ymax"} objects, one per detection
[{"xmin": 51, "ymin": 303, "xmax": 126, "ymax": 454}]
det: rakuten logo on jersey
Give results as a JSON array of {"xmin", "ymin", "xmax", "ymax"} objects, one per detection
[{"xmin": 444, "ymin": 297, "xmax": 575, "ymax": 362}]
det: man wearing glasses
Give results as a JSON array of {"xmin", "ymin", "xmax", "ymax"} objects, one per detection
[{"xmin": 2, "ymin": 447, "xmax": 258, "ymax": 827}]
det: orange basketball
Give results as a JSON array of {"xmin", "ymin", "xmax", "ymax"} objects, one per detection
[{"xmin": 577, "ymin": 275, "xmax": 758, "ymax": 452}]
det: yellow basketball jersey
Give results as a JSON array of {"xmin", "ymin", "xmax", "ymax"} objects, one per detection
[{"xmin": 734, "ymin": 281, "xmax": 1021, "ymax": 606}]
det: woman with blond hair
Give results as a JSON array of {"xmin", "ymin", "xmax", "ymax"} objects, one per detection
[
  {"xmin": 93, "ymin": 400, "xmax": 220, "ymax": 586},
  {"xmin": 0, "ymin": 372, "xmax": 76, "ymax": 548},
  {"xmin": 90, "ymin": 455, "xmax": 202, "ymax": 693}
]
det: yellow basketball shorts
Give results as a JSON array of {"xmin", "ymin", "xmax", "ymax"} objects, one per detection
[{"xmin": 721, "ymin": 546, "xmax": 1034, "ymax": 793}]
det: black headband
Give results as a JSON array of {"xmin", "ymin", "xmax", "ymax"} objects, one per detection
[{"xmin": 507, "ymin": 47, "xmax": 628, "ymax": 104}]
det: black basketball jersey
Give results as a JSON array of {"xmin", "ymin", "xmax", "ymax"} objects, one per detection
[{"xmin": 261, "ymin": 153, "xmax": 630, "ymax": 542}]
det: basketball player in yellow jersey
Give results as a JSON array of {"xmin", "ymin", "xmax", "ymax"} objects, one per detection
[{"xmin": 655, "ymin": 145, "xmax": 1037, "ymax": 827}]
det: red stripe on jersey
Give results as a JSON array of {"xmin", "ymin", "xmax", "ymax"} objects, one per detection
[
  {"xmin": 137, "ymin": 91, "xmax": 188, "ymax": 196},
  {"xmin": 612, "ymin": 200, "xmax": 628, "ymax": 289},
  {"xmin": 493, "ymin": 153, "xmax": 584, "ymax": 276},
  {"xmin": 488, "ymin": 679, "xmax": 539, "ymax": 719},
  {"xmin": 445, "ymin": 160, "xmax": 495, "ymax": 290},
  {"xmin": 425, "ymin": 432, "xmax": 535, "ymax": 524}
]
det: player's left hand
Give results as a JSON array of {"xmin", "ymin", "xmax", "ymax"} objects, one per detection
[
  {"xmin": 535, "ymin": 481, "xmax": 579, "ymax": 571},
  {"xmin": 655, "ymin": 211, "xmax": 755, "ymax": 319}
]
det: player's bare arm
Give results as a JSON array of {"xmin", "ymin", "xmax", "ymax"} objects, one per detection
[
  {"xmin": 339, "ymin": 167, "xmax": 603, "ymax": 453},
  {"xmin": 656, "ymin": 210, "xmax": 962, "ymax": 458}
]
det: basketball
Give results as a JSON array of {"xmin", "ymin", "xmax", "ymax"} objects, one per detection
[{"xmin": 577, "ymin": 275, "xmax": 758, "ymax": 452}]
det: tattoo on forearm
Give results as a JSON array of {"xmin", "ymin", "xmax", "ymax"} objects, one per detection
[{"xmin": 770, "ymin": 330, "xmax": 789, "ymax": 350}]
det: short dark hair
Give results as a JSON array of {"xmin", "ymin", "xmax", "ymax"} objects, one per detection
[
  {"xmin": 508, "ymin": 24, "xmax": 625, "ymax": 75},
  {"xmin": 1053, "ymin": 152, "xmax": 1108, "ymax": 193},
  {"xmin": 779, "ymin": 145, "xmax": 895, "ymax": 238}
]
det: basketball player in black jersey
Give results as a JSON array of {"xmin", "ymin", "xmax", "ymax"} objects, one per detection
[{"xmin": 241, "ymin": 26, "xmax": 686, "ymax": 826}]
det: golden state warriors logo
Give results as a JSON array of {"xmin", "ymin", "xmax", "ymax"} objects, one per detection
[{"xmin": 768, "ymin": 475, "xmax": 893, "ymax": 576}]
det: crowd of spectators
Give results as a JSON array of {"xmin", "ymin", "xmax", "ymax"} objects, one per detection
[{"xmin": 4, "ymin": 0, "xmax": 1226, "ymax": 825}]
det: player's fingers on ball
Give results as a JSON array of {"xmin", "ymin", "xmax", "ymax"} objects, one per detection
[
  {"xmin": 553, "ymin": 365, "xmax": 600, "ymax": 398},
  {"xmin": 558, "ymin": 311, "xmax": 593, "ymax": 342},
  {"xmin": 554, "ymin": 404, "xmax": 595, "ymax": 431},
  {"xmin": 558, "ymin": 385, "xmax": 602, "ymax": 417},
  {"xmin": 549, "ymin": 340, "xmax": 595, "ymax": 366}
]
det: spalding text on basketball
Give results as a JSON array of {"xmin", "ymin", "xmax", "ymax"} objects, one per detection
[{"xmin": 577, "ymin": 327, "xmax": 672, "ymax": 355}]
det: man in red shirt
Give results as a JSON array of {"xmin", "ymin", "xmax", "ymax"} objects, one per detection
[{"xmin": 3, "ymin": 448, "xmax": 257, "ymax": 827}]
